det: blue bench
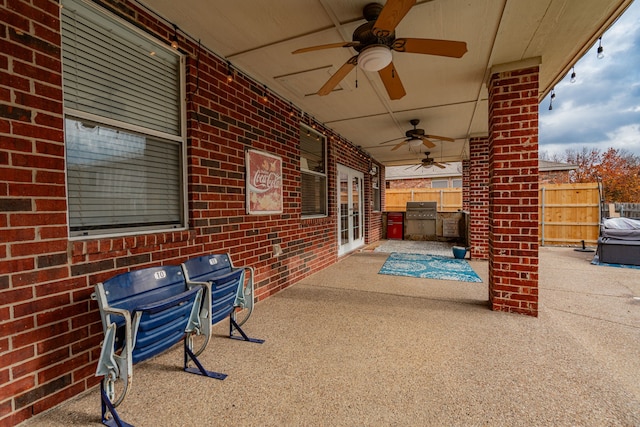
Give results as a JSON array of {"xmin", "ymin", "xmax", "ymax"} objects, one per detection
[
  {"xmin": 92, "ymin": 265, "xmax": 222, "ymax": 427},
  {"xmin": 181, "ymin": 253, "xmax": 264, "ymax": 345}
]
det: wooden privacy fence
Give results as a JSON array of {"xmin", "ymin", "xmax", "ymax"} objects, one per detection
[
  {"xmin": 614, "ymin": 203, "xmax": 640, "ymax": 218},
  {"xmin": 540, "ymin": 183, "xmax": 600, "ymax": 246},
  {"xmin": 385, "ymin": 182, "xmax": 601, "ymax": 246},
  {"xmin": 385, "ymin": 188, "xmax": 463, "ymax": 212}
]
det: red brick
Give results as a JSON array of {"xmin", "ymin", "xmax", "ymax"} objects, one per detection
[
  {"xmin": 9, "ymin": 212, "xmax": 66, "ymax": 226},
  {"xmin": 11, "ymin": 239, "xmax": 68, "ymax": 257},
  {"xmin": 0, "ymin": 255, "xmax": 36, "ymax": 275},
  {"xmin": 0, "ymin": 375, "xmax": 35, "ymax": 403},
  {"xmin": 0, "ymin": 285, "xmax": 34, "ymax": 306},
  {"xmin": 14, "ymin": 292, "xmax": 70, "ymax": 318},
  {"xmin": 38, "ymin": 353, "xmax": 87, "ymax": 384},
  {"xmin": 36, "ymin": 301, "xmax": 86, "ymax": 326},
  {"xmin": 12, "ymin": 319, "xmax": 68, "ymax": 349}
]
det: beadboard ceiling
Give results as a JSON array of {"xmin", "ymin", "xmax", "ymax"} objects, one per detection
[{"xmin": 140, "ymin": 0, "xmax": 632, "ymax": 166}]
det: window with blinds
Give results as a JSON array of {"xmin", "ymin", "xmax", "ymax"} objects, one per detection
[
  {"xmin": 61, "ymin": 0, "xmax": 186, "ymax": 237},
  {"xmin": 300, "ymin": 124, "xmax": 327, "ymax": 217},
  {"xmin": 61, "ymin": 0, "xmax": 181, "ymax": 136},
  {"xmin": 372, "ymin": 174, "xmax": 381, "ymax": 211}
]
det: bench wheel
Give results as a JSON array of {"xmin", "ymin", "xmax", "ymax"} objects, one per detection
[{"xmin": 233, "ymin": 283, "xmax": 254, "ymax": 327}]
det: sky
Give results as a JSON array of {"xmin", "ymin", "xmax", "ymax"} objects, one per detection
[{"xmin": 538, "ymin": 0, "xmax": 640, "ymax": 158}]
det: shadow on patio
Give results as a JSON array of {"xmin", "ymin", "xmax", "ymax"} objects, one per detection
[{"xmin": 22, "ymin": 244, "xmax": 640, "ymax": 426}]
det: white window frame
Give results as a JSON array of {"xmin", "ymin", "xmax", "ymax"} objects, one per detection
[
  {"xmin": 300, "ymin": 124, "xmax": 328, "ymax": 218},
  {"xmin": 431, "ymin": 179, "xmax": 449, "ymax": 189},
  {"xmin": 62, "ymin": 0, "xmax": 187, "ymax": 238}
]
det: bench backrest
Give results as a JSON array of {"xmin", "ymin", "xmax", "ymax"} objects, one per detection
[
  {"xmin": 102, "ymin": 265, "xmax": 188, "ymax": 313},
  {"xmin": 99, "ymin": 265, "xmax": 201, "ymax": 364},
  {"xmin": 182, "ymin": 254, "xmax": 243, "ymax": 325}
]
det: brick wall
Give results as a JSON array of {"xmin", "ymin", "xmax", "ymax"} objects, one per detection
[
  {"xmin": 389, "ymin": 178, "xmax": 431, "ymax": 188},
  {"xmin": 487, "ymin": 65, "xmax": 539, "ymax": 316},
  {"xmin": 468, "ymin": 137, "xmax": 490, "ymax": 260},
  {"xmin": 462, "ymin": 159, "xmax": 470, "ymax": 211},
  {"xmin": 0, "ymin": 1, "xmax": 381, "ymax": 424},
  {"xmin": 539, "ymin": 170, "xmax": 571, "ymax": 184}
]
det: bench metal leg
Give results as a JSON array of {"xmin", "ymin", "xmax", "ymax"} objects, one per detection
[
  {"xmin": 229, "ymin": 317, "xmax": 265, "ymax": 344},
  {"xmin": 183, "ymin": 341, "xmax": 228, "ymax": 380},
  {"xmin": 100, "ymin": 382, "xmax": 133, "ymax": 427}
]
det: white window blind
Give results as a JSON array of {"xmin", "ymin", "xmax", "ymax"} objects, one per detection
[
  {"xmin": 301, "ymin": 174, "xmax": 327, "ymax": 216},
  {"xmin": 65, "ymin": 118, "xmax": 182, "ymax": 233},
  {"xmin": 61, "ymin": 0, "xmax": 181, "ymax": 136}
]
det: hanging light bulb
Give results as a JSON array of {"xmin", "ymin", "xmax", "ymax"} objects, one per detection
[
  {"xmin": 570, "ymin": 66, "xmax": 576, "ymax": 83},
  {"xmin": 597, "ymin": 36, "xmax": 604, "ymax": 59},
  {"xmin": 548, "ymin": 88, "xmax": 556, "ymax": 111},
  {"xmin": 261, "ymin": 85, "xmax": 268, "ymax": 103},
  {"xmin": 170, "ymin": 24, "xmax": 179, "ymax": 50},
  {"xmin": 226, "ymin": 61, "xmax": 234, "ymax": 83}
]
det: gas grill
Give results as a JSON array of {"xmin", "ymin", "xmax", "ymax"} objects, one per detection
[{"xmin": 405, "ymin": 201, "xmax": 437, "ymax": 239}]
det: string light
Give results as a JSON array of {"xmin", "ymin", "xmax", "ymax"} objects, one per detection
[
  {"xmin": 570, "ymin": 66, "xmax": 576, "ymax": 83},
  {"xmin": 597, "ymin": 36, "xmax": 604, "ymax": 59},
  {"xmin": 548, "ymin": 88, "xmax": 555, "ymax": 110},
  {"xmin": 170, "ymin": 24, "xmax": 179, "ymax": 49},
  {"xmin": 261, "ymin": 85, "xmax": 268, "ymax": 103},
  {"xmin": 226, "ymin": 61, "xmax": 234, "ymax": 83}
]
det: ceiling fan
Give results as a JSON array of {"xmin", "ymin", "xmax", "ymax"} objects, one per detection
[
  {"xmin": 407, "ymin": 152, "xmax": 447, "ymax": 170},
  {"xmin": 381, "ymin": 119, "xmax": 454, "ymax": 152},
  {"xmin": 292, "ymin": 0, "xmax": 467, "ymax": 100}
]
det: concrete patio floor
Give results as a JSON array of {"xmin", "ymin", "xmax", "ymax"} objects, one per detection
[{"xmin": 20, "ymin": 244, "xmax": 640, "ymax": 426}]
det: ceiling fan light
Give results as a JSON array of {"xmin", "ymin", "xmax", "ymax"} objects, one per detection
[
  {"xmin": 358, "ymin": 45, "xmax": 392, "ymax": 72},
  {"xmin": 408, "ymin": 138, "xmax": 423, "ymax": 148}
]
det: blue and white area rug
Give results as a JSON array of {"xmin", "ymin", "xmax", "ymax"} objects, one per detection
[{"xmin": 379, "ymin": 252, "xmax": 483, "ymax": 283}]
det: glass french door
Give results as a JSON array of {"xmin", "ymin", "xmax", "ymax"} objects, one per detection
[{"xmin": 338, "ymin": 165, "xmax": 364, "ymax": 256}]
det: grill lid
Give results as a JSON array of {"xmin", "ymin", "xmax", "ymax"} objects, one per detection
[{"xmin": 405, "ymin": 201, "xmax": 437, "ymax": 211}]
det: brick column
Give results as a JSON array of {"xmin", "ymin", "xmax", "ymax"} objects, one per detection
[
  {"xmin": 469, "ymin": 137, "xmax": 489, "ymax": 260},
  {"xmin": 488, "ymin": 60, "xmax": 540, "ymax": 317},
  {"xmin": 462, "ymin": 159, "xmax": 470, "ymax": 211}
]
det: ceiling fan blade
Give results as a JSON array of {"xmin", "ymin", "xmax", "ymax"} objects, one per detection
[
  {"xmin": 420, "ymin": 137, "xmax": 436, "ymax": 149},
  {"xmin": 373, "ymin": 0, "xmax": 416, "ymax": 37},
  {"xmin": 434, "ymin": 162, "xmax": 447, "ymax": 169},
  {"xmin": 317, "ymin": 56, "xmax": 358, "ymax": 96},
  {"xmin": 379, "ymin": 136, "xmax": 405, "ymax": 145},
  {"xmin": 378, "ymin": 62, "xmax": 406, "ymax": 100},
  {"xmin": 424, "ymin": 134, "xmax": 455, "ymax": 142},
  {"xmin": 393, "ymin": 38, "xmax": 468, "ymax": 58},
  {"xmin": 391, "ymin": 140, "xmax": 407, "ymax": 151},
  {"xmin": 292, "ymin": 41, "xmax": 360, "ymax": 54}
]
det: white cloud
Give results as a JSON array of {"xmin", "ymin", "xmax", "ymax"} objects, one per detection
[
  {"xmin": 604, "ymin": 124, "xmax": 640, "ymax": 152},
  {"xmin": 539, "ymin": 1, "xmax": 640, "ymax": 157},
  {"xmin": 540, "ymin": 124, "xmax": 640, "ymax": 159}
]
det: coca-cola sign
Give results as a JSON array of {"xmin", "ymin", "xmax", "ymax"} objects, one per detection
[{"xmin": 246, "ymin": 149, "xmax": 283, "ymax": 214}]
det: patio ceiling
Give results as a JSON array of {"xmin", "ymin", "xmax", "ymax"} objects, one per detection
[{"xmin": 140, "ymin": 0, "xmax": 632, "ymax": 166}]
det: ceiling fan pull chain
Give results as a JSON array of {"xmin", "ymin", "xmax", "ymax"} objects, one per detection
[{"xmin": 355, "ymin": 66, "xmax": 358, "ymax": 88}]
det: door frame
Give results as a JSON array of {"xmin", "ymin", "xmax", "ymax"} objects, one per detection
[{"xmin": 337, "ymin": 164, "xmax": 365, "ymax": 256}]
